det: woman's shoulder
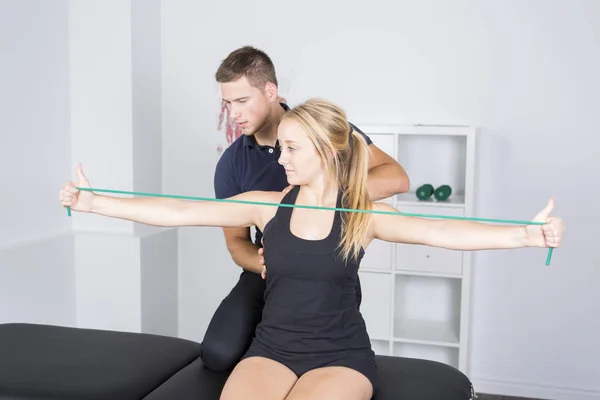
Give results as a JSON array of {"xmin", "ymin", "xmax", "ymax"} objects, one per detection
[
  {"xmin": 248, "ymin": 190, "xmax": 286, "ymax": 203},
  {"xmin": 232, "ymin": 190, "xmax": 287, "ymax": 213},
  {"xmin": 368, "ymin": 201, "xmax": 400, "ymax": 232},
  {"xmin": 371, "ymin": 201, "xmax": 397, "ymax": 213}
]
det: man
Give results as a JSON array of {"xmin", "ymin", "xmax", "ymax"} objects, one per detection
[{"xmin": 201, "ymin": 46, "xmax": 410, "ymax": 372}]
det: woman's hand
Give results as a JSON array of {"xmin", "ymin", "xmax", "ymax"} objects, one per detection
[
  {"xmin": 525, "ymin": 198, "xmax": 565, "ymax": 248},
  {"xmin": 59, "ymin": 163, "xmax": 95, "ymax": 213}
]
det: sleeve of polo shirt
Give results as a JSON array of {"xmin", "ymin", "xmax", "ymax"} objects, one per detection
[
  {"xmin": 349, "ymin": 122, "xmax": 373, "ymax": 146},
  {"xmin": 214, "ymin": 152, "xmax": 241, "ymax": 200}
]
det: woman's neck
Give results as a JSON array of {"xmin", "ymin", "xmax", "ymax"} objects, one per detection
[{"xmin": 299, "ymin": 175, "xmax": 339, "ymax": 207}]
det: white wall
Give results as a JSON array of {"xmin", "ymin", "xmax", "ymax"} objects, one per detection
[
  {"xmin": 162, "ymin": 1, "xmax": 600, "ymax": 399},
  {"xmin": 0, "ymin": 0, "xmax": 75, "ymax": 326},
  {"xmin": 0, "ymin": 0, "xmax": 72, "ymax": 247},
  {"xmin": 69, "ymin": 0, "xmax": 179, "ymax": 336},
  {"xmin": 0, "ymin": 0, "xmax": 178, "ymax": 338}
]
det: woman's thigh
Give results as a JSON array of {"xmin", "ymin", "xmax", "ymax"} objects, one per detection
[
  {"xmin": 220, "ymin": 356, "xmax": 298, "ymax": 400},
  {"xmin": 285, "ymin": 366, "xmax": 373, "ymax": 400}
]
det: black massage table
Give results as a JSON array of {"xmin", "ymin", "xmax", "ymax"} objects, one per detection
[{"xmin": 0, "ymin": 323, "xmax": 476, "ymax": 399}]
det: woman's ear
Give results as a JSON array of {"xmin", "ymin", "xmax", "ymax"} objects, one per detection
[{"xmin": 325, "ymin": 149, "xmax": 337, "ymax": 167}]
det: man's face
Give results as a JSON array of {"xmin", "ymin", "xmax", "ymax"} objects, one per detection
[{"xmin": 220, "ymin": 76, "xmax": 273, "ymax": 136}]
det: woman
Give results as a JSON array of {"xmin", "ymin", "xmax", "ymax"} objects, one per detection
[{"xmin": 59, "ymin": 98, "xmax": 564, "ymax": 400}]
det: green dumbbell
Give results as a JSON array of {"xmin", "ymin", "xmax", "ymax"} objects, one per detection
[
  {"xmin": 434, "ymin": 185, "xmax": 452, "ymax": 201},
  {"xmin": 416, "ymin": 184, "xmax": 435, "ymax": 200}
]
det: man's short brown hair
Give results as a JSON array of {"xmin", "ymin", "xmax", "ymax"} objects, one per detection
[{"xmin": 215, "ymin": 46, "xmax": 278, "ymax": 89}]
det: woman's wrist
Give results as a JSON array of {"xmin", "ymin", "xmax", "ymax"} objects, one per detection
[{"xmin": 89, "ymin": 193, "xmax": 101, "ymax": 213}]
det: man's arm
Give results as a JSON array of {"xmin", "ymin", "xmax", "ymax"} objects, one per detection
[
  {"xmin": 366, "ymin": 143, "xmax": 410, "ymax": 201},
  {"xmin": 350, "ymin": 123, "xmax": 410, "ymax": 200},
  {"xmin": 222, "ymin": 227, "xmax": 263, "ymax": 274},
  {"xmin": 214, "ymin": 151, "xmax": 263, "ymax": 274}
]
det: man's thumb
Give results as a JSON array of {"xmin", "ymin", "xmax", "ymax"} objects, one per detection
[{"xmin": 533, "ymin": 198, "xmax": 554, "ymax": 222}]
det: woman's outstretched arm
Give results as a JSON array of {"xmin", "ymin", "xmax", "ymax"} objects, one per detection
[
  {"xmin": 59, "ymin": 163, "xmax": 270, "ymax": 229},
  {"xmin": 369, "ymin": 200, "xmax": 564, "ymax": 251}
]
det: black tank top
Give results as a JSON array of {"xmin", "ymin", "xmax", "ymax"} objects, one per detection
[{"xmin": 254, "ymin": 186, "xmax": 372, "ymax": 354}]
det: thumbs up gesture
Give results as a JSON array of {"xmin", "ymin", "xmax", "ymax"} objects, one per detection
[
  {"xmin": 525, "ymin": 198, "xmax": 565, "ymax": 248},
  {"xmin": 59, "ymin": 163, "xmax": 95, "ymax": 213}
]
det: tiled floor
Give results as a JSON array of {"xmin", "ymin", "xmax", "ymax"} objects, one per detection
[{"xmin": 477, "ymin": 394, "xmax": 543, "ymax": 400}]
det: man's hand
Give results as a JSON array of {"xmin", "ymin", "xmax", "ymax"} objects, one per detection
[
  {"xmin": 282, "ymin": 184, "xmax": 294, "ymax": 195},
  {"xmin": 258, "ymin": 240, "xmax": 266, "ymax": 279},
  {"xmin": 258, "ymin": 246, "xmax": 265, "ymax": 267},
  {"xmin": 222, "ymin": 227, "xmax": 263, "ymax": 274},
  {"xmin": 258, "ymin": 245, "xmax": 267, "ymax": 279}
]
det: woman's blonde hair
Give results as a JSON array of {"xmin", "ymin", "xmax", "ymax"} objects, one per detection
[{"xmin": 281, "ymin": 98, "xmax": 372, "ymax": 263}]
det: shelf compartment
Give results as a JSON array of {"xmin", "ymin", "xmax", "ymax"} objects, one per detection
[
  {"xmin": 358, "ymin": 271, "xmax": 392, "ymax": 341},
  {"xmin": 393, "ymin": 342, "xmax": 460, "ymax": 369},
  {"xmin": 393, "ymin": 318, "xmax": 459, "ymax": 347},
  {"xmin": 393, "ymin": 205, "xmax": 464, "ymax": 275},
  {"xmin": 361, "ymin": 239, "xmax": 393, "ymax": 272},
  {"xmin": 370, "ymin": 339, "xmax": 390, "ymax": 356},
  {"xmin": 395, "ymin": 134, "xmax": 468, "ymax": 206},
  {"xmin": 394, "ymin": 274, "xmax": 462, "ymax": 344}
]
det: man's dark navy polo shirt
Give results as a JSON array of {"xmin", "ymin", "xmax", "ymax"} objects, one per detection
[{"xmin": 214, "ymin": 104, "xmax": 372, "ymax": 245}]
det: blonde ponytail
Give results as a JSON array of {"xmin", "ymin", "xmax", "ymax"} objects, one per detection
[
  {"xmin": 338, "ymin": 129, "xmax": 372, "ymax": 263},
  {"xmin": 281, "ymin": 99, "xmax": 373, "ymax": 263}
]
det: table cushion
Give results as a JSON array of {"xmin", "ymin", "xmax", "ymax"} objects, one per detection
[
  {"xmin": 0, "ymin": 323, "xmax": 202, "ymax": 400},
  {"xmin": 373, "ymin": 354, "xmax": 474, "ymax": 399},
  {"xmin": 0, "ymin": 323, "xmax": 475, "ymax": 400}
]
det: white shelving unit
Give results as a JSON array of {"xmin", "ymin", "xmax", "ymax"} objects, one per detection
[{"xmin": 358, "ymin": 124, "xmax": 475, "ymax": 374}]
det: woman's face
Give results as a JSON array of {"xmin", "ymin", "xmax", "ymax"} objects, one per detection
[{"xmin": 277, "ymin": 119, "xmax": 326, "ymax": 186}]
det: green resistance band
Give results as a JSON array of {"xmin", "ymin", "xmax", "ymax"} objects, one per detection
[{"xmin": 65, "ymin": 187, "xmax": 554, "ymax": 266}]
